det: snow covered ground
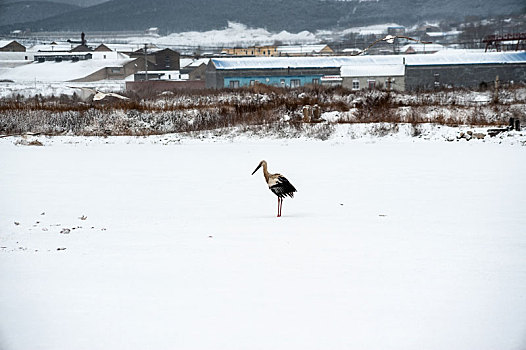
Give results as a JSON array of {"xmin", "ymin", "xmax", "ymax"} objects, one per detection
[{"xmin": 1, "ymin": 134, "xmax": 525, "ymax": 350}]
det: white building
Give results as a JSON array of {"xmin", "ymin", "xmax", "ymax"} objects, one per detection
[{"xmin": 341, "ymin": 64, "xmax": 405, "ymax": 91}]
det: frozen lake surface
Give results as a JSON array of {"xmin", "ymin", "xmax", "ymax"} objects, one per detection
[{"xmin": 1, "ymin": 136, "xmax": 525, "ymax": 350}]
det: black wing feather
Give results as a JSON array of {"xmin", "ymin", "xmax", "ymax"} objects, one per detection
[{"xmin": 270, "ymin": 176, "xmax": 297, "ymax": 198}]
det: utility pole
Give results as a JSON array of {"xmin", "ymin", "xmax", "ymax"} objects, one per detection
[{"xmin": 144, "ymin": 43, "xmax": 148, "ymax": 81}]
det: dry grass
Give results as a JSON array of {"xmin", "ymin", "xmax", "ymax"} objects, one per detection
[{"xmin": 1, "ymin": 85, "xmax": 523, "ymax": 137}]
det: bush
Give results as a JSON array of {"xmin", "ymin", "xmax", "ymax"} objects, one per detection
[{"xmin": 1, "ymin": 85, "xmax": 521, "ymax": 136}]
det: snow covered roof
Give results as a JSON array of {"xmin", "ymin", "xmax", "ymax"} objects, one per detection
[
  {"xmin": 0, "ymin": 58, "xmax": 135, "ymax": 82},
  {"xmin": 103, "ymin": 43, "xmax": 146, "ymax": 53},
  {"xmin": 402, "ymin": 43, "xmax": 445, "ymax": 53},
  {"xmin": 405, "ymin": 51, "xmax": 526, "ymax": 66},
  {"xmin": 210, "ymin": 56, "xmax": 400, "ymax": 70},
  {"xmin": 33, "ymin": 52, "xmax": 92, "ymax": 57},
  {"xmin": 424, "ymin": 32, "xmax": 445, "ymax": 37},
  {"xmin": 277, "ymin": 45, "xmax": 331, "ymax": 54},
  {"xmin": 136, "ymin": 70, "xmax": 180, "ymax": 75},
  {"xmin": 425, "ymin": 31, "xmax": 461, "ymax": 37},
  {"xmin": 90, "ymin": 51, "xmax": 129, "ymax": 60},
  {"xmin": 180, "ymin": 58, "xmax": 194, "ymax": 68},
  {"xmin": 30, "ymin": 50, "xmax": 127, "ymax": 61},
  {"xmin": 0, "ymin": 40, "xmax": 16, "ymax": 48},
  {"xmin": 341, "ymin": 64, "xmax": 405, "ymax": 77},
  {"xmin": 187, "ymin": 58, "xmax": 210, "ymax": 67},
  {"xmin": 29, "ymin": 43, "xmax": 74, "ymax": 52},
  {"xmin": 210, "ymin": 51, "xmax": 526, "ymax": 70},
  {"xmin": 181, "ymin": 58, "xmax": 210, "ymax": 69},
  {"xmin": 342, "ymin": 48, "xmax": 361, "ymax": 53},
  {"xmin": 93, "ymin": 44, "xmax": 113, "ymax": 52}
]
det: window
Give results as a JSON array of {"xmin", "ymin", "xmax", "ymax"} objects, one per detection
[
  {"xmin": 229, "ymin": 80, "xmax": 240, "ymax": 88},
  {"xmin": 312, "ymin": 78, "xmax": 319, "ymax": 85},
  {"xmin": 385, "ymin": 78, "xmax": 392, "ymax": 90},
  {"xmin": 434, "ymin": 73, "xmax": 440, "ymax": 87},
  {"xmin": 368, "ymin": 80, "xmax": 376, "ymax": 89},
  {"xmin": 290, "ymin": 79, "xmax": 301, "ymax": 88},
  {"xmin": 352, "ymin": 80, "xmax": 360, "ymax": 90},
  {"xmin": 249, "ymin": 80, "xmax": 255, "ymax": 86}
]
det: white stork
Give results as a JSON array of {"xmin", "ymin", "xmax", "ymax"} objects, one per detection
[{"xmin": 252, "ymin": 160, "xmax": 297, "ymax": 217}]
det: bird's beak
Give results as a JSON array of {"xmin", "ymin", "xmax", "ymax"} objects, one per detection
[{"xmin": 251, "ymin": 163, "xmax": 261, "ymax": 175}]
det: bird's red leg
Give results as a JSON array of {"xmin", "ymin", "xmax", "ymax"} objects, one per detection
[{"xmin": 277, "ymin": 197, "xmax": 280, "ymax": 217}]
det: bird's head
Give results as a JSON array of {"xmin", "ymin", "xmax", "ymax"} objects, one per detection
[{"xmin": 251, "ymin": 160, "xmax": 266, "ymax": 175}]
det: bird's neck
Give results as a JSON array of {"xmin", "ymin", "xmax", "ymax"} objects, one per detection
[{"xmin": 262, "ymin": 163, "xmax": 270, "ymax": 182}]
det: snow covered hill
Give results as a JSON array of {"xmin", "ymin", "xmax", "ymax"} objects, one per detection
[{"xmin": 3, "ymin": 0, "xmax": 524, "ymax": 33}]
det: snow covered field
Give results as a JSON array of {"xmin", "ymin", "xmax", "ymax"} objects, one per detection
[{"xmin": 1, "ymin": 135, "xmax": 525, "ymax": 350}]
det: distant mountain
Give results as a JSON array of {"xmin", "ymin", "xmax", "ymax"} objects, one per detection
[
  {"xmin": 4, "ymin": 0, "xmax": 108, "ymax": 7},
  {"xmin": 1, "ymin": 0, "xmax": 524, "ymax": 34},
  {"xmin": 0, "ymin": 1, "xmax": 80, "ymax": 26}
]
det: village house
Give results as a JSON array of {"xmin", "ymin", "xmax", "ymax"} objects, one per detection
[
  {"xmin": 0, "ymin": 36, "xmax": 158, "ymax": 83},
  {"xmin": 277, "ymin": 44, "xmax": 334, "ymax": 56},
  {"xmin": 206, "ymin": 56, "xmax": 345, "ymax": 89},
  {"xmin": 34, "ymin": 52, "xmax": 93, "ymax": 62},
  {"xmin": 180, "ymin": 58, "xmax": 210, "ymax": 80},
  {"xmin": 404, "ymin": 51, "xmax": 526, "ymax": 90},
  {"xmin": 402, "ymin": 43, "xmax": 445, "ymax": 54},
  {"xmin": 70, "ymin": 44, "xmax": 93, "ymax": 52},
  {"xmin": 387, "ymin": 26, "xmax": 406, "ymax": 36},
  {"xmin": 0, "ymin": 40, "xmax": 26, "ymax": 52},
  {"xmin": 341, "ymin": 64, "xmax": 405, "ymax": 91},
  {"xmin": 94, "ymin": 44, "xmax": 112, "ymax": 52},
  {"xmin": 133, "ymin": 70, "xmax": 181, "ymax": 81},
  {"xmin": 129, "ymin": 47, "xmax": 180, "ymax": 71},
  {"xmin": 206, "ymin": 51, "xmax": 526, "ymax": 91},
  {"xmin": 320, "ymin": 75, "xmax": 343, "ymax": 86},
  {"xmin": 69, "ymin": 57, "xmax": 147, "ymax": 82},
  {"xmin": 221, "ymin": 46, "xmax": 277, "ymax": 57},
  {"xmin": 220, "ymin": 44, "xmax": 334, "ymax": 57}
]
